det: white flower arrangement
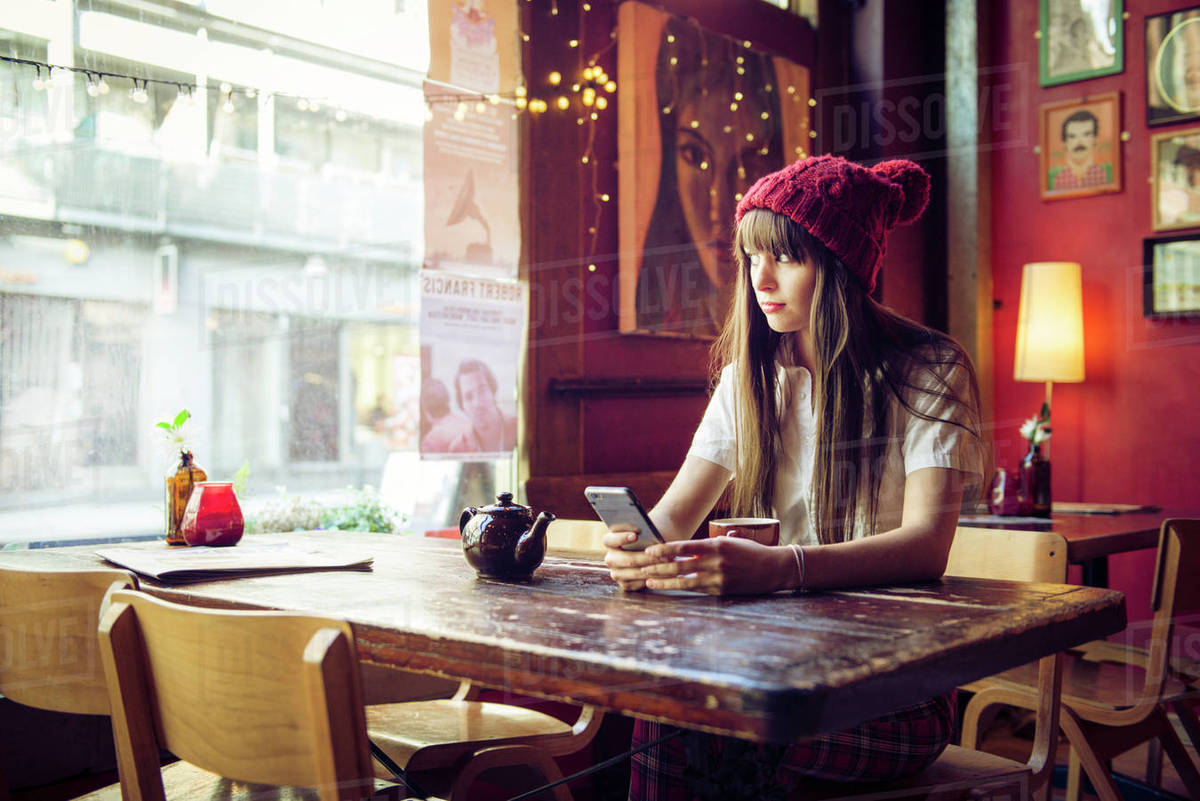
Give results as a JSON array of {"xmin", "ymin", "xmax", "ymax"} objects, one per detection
[
  {"xmin": 1020, "ymin": 402, "xmax": 1051, "ymax": 448},
  {"xmin": 156, "ymin": 409, "xmax": 195, "ymax": 460}
]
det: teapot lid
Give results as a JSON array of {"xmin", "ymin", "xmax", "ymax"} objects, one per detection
[{"xmin": 479, "ymin": 491, "xmax": 530, "ymax": 516}]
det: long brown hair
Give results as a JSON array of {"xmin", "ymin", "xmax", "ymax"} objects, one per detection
[{"xmin": 713, "ymin": 210, "xmax": 983, "ymax": 544}]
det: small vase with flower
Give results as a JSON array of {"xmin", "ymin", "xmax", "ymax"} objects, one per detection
[
  {"xmin": 1019, "ymin": 403, "xmax": 1052, "ymax": 518},
  {"xmin": 158, "ymin": 409, "xmax": 207, "ymax": 545}
]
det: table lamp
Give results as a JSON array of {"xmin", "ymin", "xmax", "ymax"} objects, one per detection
[
  {"xmin": 1013, "ymin": 261, "xmax": 1086, "ymax": 420},
  {"xmin": 1013, "ymin": 263, "xmax": 1084, "ymax": 517}
]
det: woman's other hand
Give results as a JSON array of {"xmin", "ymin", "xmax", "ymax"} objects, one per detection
[{"xmin": 638, "ymin": 535, "xmax": 796, "ymax": 595}]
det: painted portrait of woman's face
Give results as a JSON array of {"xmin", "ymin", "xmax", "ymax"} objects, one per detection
[
  {"xmin": 672, "ymin": 84, "xmax": 777, "ymax": 291},
  {"xmin": 620, "ymin": 10, "xmax": 809, "ymax": 339}
]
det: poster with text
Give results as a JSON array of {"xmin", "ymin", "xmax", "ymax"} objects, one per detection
[
  {"xmin": 428, "ymin": 0, "xmax": 520, "ymax": 95},
  {"xmin": 419, "ymin": 271, "xmax": 524, "ymax": 460}
]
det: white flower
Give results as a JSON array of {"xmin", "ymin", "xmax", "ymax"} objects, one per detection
[
  {"xmin": 163, "ymin": 419, "xmax": 193, "ymax": 449},
  {"xmin": 1020, "ymin": 415, "xmax": 1050, "ymax": 446}
]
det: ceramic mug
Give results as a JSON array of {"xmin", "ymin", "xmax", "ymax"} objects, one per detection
[{"xmin": 708, "ymin": 517, "xmax": 780, "ymax": 546}]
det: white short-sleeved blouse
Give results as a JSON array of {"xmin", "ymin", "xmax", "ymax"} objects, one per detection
[{"xmin": 688, "ymin": 359, "xmax": 983, "ymax": 547}]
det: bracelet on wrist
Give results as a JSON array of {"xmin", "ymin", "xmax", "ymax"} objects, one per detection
[{"xmin": 789, "ymin": 544, "xmax": 806, "ymax": 591}]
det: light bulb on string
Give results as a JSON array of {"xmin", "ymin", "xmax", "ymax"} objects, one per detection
[
  {"xmin": 32, "ymin": 66, "xmax": 44, "ymax": 91},
  {"xmin": 86, "ymin": 73, "xmax": 101, "ymax": 97}
]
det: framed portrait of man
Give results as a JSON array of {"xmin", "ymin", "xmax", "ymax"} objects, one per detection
[
  {"xmin": 616, "ymin": 1, "xmax": 811, "ymax": 338},
  {"xmin": 1151, "ymin": 127, "xmax": 1200, "ymax": 231},
  {"xmin": 1146, "ymin": 6, "xmax": 1200, "ymax": 126},
  {"xmin": 1040, "ymin": 0, "xmax": 1124, "ymax": 87},
  {"xmin": 1038, "ymin": 92, "xmax": 1122, "ymax": 201}
]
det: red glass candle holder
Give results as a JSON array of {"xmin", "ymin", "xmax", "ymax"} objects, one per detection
[{"xmin": 180, "ymin": 481, "xmax": 244, "ymax": 547}]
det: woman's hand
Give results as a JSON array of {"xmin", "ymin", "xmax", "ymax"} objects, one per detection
[
  {"xmin": 602, "ymin": 526, "xmax": 667, "ymax": 591},
  {"xmin": 636, "ymin": 535, "xmax": 796, "ymax": 595}
]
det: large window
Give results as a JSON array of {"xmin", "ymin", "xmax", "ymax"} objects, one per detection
[{"xmin": 0, "ymin": 1, "xmax": 497, "ymax": 540}]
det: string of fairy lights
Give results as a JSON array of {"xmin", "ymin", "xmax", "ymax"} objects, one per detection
[
  {"xmin": 2, "ymin": 1, "xmax": 816, "ymax": 281},
  {"xmin": 0, "ymin": 53, "xmax": 518, "ymax": 118},
  {"xmin": 518, "ymin": 0, "xmax": 814, "ymax": 275}
]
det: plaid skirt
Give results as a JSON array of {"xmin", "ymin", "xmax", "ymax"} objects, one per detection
[{"xmin": 628, "ymin": 692, "xmax": 955, "ymax": 801}]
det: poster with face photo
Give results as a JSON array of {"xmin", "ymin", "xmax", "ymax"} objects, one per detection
[
  {"xmin": 419, "ymin": 271, "xmax": 524, "ymax": 460},
  {"xmin": 616, "ymin": 1, "xmax": 811, "ymax": 339}
]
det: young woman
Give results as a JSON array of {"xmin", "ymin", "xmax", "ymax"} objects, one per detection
[{"xmin": 604, "ymin": 155, "xmax": 984, "ymax": 798}]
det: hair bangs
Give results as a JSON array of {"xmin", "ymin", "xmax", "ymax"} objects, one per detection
[{"xmin": 735, "ymin": 209, "xmax": 822, "ymax": 265}]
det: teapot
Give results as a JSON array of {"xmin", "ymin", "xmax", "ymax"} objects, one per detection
[{"xmin": 459, "ymin": 492, "xmax": 555, "ymax": 579}]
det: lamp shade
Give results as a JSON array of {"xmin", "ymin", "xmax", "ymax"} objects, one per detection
[{"xmin": 1013, "ymin": 262, "xmax": 1085, "ymax": 383}]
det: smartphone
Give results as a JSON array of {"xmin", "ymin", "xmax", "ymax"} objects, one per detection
[{"xmin": 583, "ymin": 486, "xmax": 665, "ymax": 551}]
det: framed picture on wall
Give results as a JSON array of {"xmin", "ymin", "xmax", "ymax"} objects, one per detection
[
  {"xmin": 1039, "ymin": 0, "xmax": 1123, "ymax": 87},
  {"xmin": 1151, "ymin": 127, "xmax": 1200, "ymax": 231},
  {"xmin": 1144, "ymin": 234, "xmax": 1200, "ymax": 317},
  {"xmin": 616, "ymin": 1, "xmax": 811, "ymax": 339},
  {"xmin": 1146, "ymin": 6, "xmax": 1200, "ymax": 126},
  {"xmin": 1038, "ymin": 92, "xmax": 1122, "ymax": 200}
]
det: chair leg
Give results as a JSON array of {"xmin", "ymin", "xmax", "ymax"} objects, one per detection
[
  {"xmin": 1154, "ymin": 709, "xmax": 1200, "ymax": 799},
  {"xmin": 1170, "ymin": 699, "xmax": 1200, "ymax": 772},
  {"xmin": 1145, "ymin": 737, "xmax": 1163, "ymax": 787},
  {"xmin": 1064, "ymin": 748, "xmax": 1082, "ymax": 801},
  {"xmin": 448, "ymin": 745, "xmax": 571, "ymax": 801},
  {"xmin": 1058, "ymin": 712, "xmax": 1122, "ymax": 801}
]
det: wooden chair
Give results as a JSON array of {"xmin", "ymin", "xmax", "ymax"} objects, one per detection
[
  {"xmin": 0, "ymin": 566, "xmax": 138, "ymax": 800},
  {"xmin": 961, "ymin": 518, "xmax": 1200, "ymax": 801},
  {"xmin": 362, "ymin": 517, "xmax": 606, "ymax": 799},
  {"xmin": 524, "ymin": 471, "xmax": 678, "ymax": 522},
  {"xmin": 786, "ymin": 526, "xmax": 1075, "ymax": 801},
  {"xmin": 544, "ymin": 518, "xmax": 608, "ymax": 558},
  {"xmin": 96, "ymin": 586, "xmax": 401, "ymax": 801},
  {"xmin": 366, "ymin": 685, "xmax": 602, "ymax": 801}
]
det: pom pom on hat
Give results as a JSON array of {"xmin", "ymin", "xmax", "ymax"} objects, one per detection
[
  {"xmin": 871, "ymin": 160, "xmax": 930, "ymax": 224},
  {"xmin": 736, "ymin": 154, "xmax": 931, "ymax": 292}
]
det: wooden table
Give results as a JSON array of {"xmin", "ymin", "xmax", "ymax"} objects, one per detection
[
  {"xmin": 0, "ymin": 532, "xmax": 1126, "ymax": 744},
  {"xmin": 961, "ymin": 510, "xmax": 1194, "ymax": 586}
]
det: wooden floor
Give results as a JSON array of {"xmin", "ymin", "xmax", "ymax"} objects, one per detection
[{"xmin": 974, "ymin": 709, "xmax": 1195, "ymax": 800}]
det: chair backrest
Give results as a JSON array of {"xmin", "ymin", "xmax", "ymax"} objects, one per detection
[
  {"xmin": 98, "ymin": 588, "xmax": 374, "ymax": 801},
  {"xmin": 525, "ymin": 471, "xmax": 678, "ymax": 521},
  {"xmin": 1142, "ymin": 518, "xmax": 1200, "ymax": 709},
  {"xmin": 945, "ymin": 527, "xmax": 1069, "ymax": 583},
  {"xmin": 0, "ymin": 566, "xmax": 135, "ymax": 715},
  {"xmin": 545, "ymin": 518, "xmax": 608, "ymax": 558}
]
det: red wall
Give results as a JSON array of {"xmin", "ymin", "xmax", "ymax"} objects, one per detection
[{"xmin": 990, "ymin": 2, "xmax": 1200, "ymax": 623}]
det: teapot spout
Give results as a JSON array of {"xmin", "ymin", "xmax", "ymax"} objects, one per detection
[{"xmin": 515, "ymin": 511, "xmax": 555, "ymax": 568}]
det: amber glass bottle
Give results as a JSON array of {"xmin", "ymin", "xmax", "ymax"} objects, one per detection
[
  {"xmin": 165, "ymin": 450, "xmax": 207, "ymax": 545},
  {"xmin": 1021, "ymin": 444, "xmax": 1052, "ymax": 518}
]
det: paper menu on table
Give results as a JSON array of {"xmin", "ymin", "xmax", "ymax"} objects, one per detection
[{"xmin": 96, "ymin": 542, "xmax": 373, "ymax": 584}]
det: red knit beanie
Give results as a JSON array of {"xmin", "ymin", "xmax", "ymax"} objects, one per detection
[{"xmin": 735, "ymin": 154, "xmax": 930, "ymax": 292}]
